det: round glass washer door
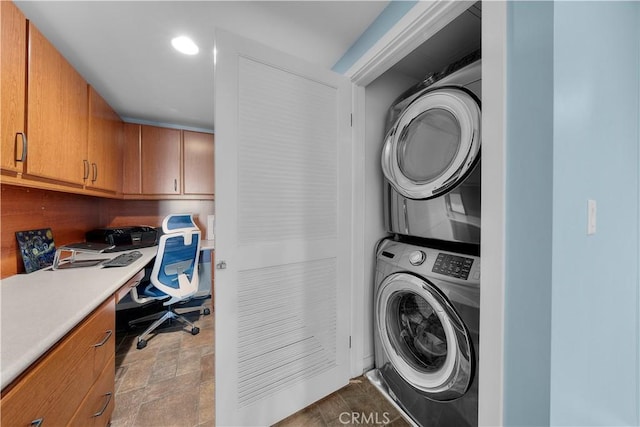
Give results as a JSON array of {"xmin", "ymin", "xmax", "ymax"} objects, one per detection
[
  {"xmin": 376, "ymin": 272, "xmax": 473, "ymax": 401},
  {"xmin": 381, "ymin": 88, "xmax": 481, "ymax": 200}
]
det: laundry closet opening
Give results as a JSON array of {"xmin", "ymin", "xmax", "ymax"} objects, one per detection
[{"xmin": 360, "ymin": 3, "xmax": 481, "ymax": 426}]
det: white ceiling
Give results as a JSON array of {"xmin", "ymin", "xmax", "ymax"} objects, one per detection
[{"xmin": 15, "ymin": 1, "xmax": 390, "ymax": 131}]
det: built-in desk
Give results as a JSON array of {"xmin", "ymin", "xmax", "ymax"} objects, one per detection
[{"xmin": 0, "ymin": 246, "xmax": 157, "ymax": 426}]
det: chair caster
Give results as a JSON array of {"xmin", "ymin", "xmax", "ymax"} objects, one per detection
[
  {"xmin": 136, "ymin": 339, "xmax": 147, "ymax": 350},
  {"xmin": 191, "ymin": 327, "xmax": 200, "ymax": 335},
  {"xmin": 203, "ymin": 308, "xmax": 211, "ymax": 315}
]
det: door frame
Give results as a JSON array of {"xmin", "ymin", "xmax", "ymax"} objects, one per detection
[{"xmin": 344, "ymin": 2, "xmax": 507, "ymax": 426}]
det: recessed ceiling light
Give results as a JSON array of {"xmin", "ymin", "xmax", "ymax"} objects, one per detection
[{"xmin": 171, "ymin": 36, "xmax": 199, "ymax": 55}]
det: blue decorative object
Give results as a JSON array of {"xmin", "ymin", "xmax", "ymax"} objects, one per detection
[{"xmin": 15, "ymin": 228, "xmax": 56, "ymax": 273}]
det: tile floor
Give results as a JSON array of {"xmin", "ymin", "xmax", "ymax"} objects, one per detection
[{"xmin": 112, "ymin": 307, "xmax": 409, "ymax": 427}]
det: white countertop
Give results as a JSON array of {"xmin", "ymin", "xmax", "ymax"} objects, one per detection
[{"xmin": 0, "ymin": 246, "xmax": 157, "ymax": 390}]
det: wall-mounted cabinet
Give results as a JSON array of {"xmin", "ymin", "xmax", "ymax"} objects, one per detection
[
  {"xmin": 0, "ymin": 2, "xmax": 207, "ymax": 202},
  {"xmin": 87, "ymin": 87, "xmax": 123, "ymax": 194},
  {"xmin": 141, "ymin": 125, "xmax": 181, "ymax": 195},
  {"xmin": 123, "ymin": 124, "xmax": 214, "ymax": 200},
  {"xmin": 1, "ymin": 6, "xmax": 123, "ymax": 198},
  {"xmin": 183, "ymin": 130, "xmax": 215, "ymax": 195},
  {"xmin": 122, "ymin": 123, "xmax": 141, "ymax": 195},
  {"xmin": 0, "ymin": 1, "xmax": 27, "ymax": 175},
  {"xmin": 25, "ymin": 22, "xmax": 88, "ymax": 187}
]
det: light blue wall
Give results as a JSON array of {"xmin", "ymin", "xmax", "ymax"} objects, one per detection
[
  {"xmin": 504, "ymin": 2, "xmax": 555, "ymax": 425},
  {"xmin": 331, "ymin": 1, "xmax": 417, "ymax": 74},
  {"xmin": 505, "ymin": 1, "xmax": 640, "ymax": 426},
  {"xmin": 550, "ymin": 2, "xmax": 640, "ymax": 426}
]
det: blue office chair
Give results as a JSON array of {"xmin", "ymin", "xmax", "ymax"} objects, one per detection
[{"xmin": 129, "ymin": 214, "xmax": 202, "ymax": 349}]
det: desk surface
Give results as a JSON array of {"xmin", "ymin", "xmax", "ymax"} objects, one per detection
[{"xmin": 0, "ymin": 246, "xmax": 157, "ymax": 390}]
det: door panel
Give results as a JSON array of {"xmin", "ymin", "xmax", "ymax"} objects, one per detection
[
  {"xmin": 26, "ymin": 23, "xmax": 87, "ymax": 185},
  {"xmin": 214, "ymin": 29, "xmax": 352, "ymax": 426},
  {"xmin": 140, "ymin": 125, "xmax": 181, "ymax": 195},
  {"xmin": 381, "ymin": 88, "xmax": 480, "ymax": 200}
]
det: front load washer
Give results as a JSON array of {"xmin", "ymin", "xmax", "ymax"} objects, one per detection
[
  {"xmin": 368, "ymin": 238, "xmax": 479, "ymax": 427},
  {"xmin": 382, "ymin": 54, "xmax": 481, "ymax": 245}
]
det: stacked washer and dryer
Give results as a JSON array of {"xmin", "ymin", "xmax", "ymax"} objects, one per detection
[{"xmin": 367, "ymin": 50, "xmax": 482, "ymax": 427}]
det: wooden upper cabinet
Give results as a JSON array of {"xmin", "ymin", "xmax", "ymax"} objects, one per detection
[
  {"xmin": 140, "ymin": 125, "xmax": 181, "ymax": 195},
  {"xmin": 26, "ymin": 22, "xmax": 88, "ymax": 186},
  {"xmin": 87, "ymin": 86, "xmax": 122, "ymax": 193},
  {"xmin": 124, "ymin": 125, "xmax": 214, "ymax": 199},
  {"xmin": 122, "ymin": 123, "xmax": 142, "ymax": 195},
  {"xmin": 183, "ymin": 131, "xmax": 214, "ymax": 195},
  {"xmin": 1, "ymin": 1, "xmax": 27, "ymax": 174}
]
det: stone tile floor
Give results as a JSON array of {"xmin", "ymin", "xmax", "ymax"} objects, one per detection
[{"xmin": 111, "ymin": 308, "xmax": 409, "ymax": 427}]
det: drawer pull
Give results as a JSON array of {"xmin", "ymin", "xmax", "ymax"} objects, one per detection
[
  {"xmin": 30, "ymin": 418, "xmax": 43, "ymax": 427},
  {"xmin": 92, "ymin": 392, "xmax": 112, "ymax": 418},
  {"xmin": 93, "ymin": 330, "xmax": 113, "ymax": 348}
]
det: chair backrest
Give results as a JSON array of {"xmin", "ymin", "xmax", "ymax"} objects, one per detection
[{"xmin": 149, "ymin": 214, "xmax": 201, "ymax": 304}]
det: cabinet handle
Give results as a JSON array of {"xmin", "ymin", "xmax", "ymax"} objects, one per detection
[
  {"xmin": 30, "ymin": 418, "xmax": 43, "ymax": 427},
  {"xmin": 83, "ymin": 160, "xmax": 90, "ymax": 180},
  {"xmin": 91, "ymin": 163, "xmax": 98, "ymax": 183},
  {"xmin": 174, "ymin": 178, "xmax": 177, "ymax": 192},
  {"xmin": 16, "ymin": 132, "xmax": 27, "ymax": 162},
  {"xmin": 92, "ymin": 392, "xmax": 112, "ymax": 417},
  {"xmin": 93, "ymin": 329, "xmax": 113, "ymax": 347}
]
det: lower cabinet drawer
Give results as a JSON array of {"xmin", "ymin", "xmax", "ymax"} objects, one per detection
[
  {"xmin": 0, "ymin": 297, "xmax": 116, "ymax": 426},
  {"xmin": 69, "ymin": 355, "xmax": 115, "ymax": 427}
]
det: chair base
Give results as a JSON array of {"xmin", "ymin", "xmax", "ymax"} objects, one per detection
[{"xmin": 129, "ymin": 308, "xmax": 202, "ymax": 350}]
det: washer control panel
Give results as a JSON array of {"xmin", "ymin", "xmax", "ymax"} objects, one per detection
[
  {"xmin": 432, "ymin": 253, "xmax": 474, "ymax": 280},
  {"xmin": 376, "ymin": 238, "xmax": 480, "ymax": 285}
]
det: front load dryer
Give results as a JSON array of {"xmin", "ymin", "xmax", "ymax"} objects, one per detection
[
  {"xmin": 367, "ymin": 238, "xmax": 479, "ymax": 427},
  {"xmin": 382, "ymin": 56, "xmax": 481, "ymax": 245}
]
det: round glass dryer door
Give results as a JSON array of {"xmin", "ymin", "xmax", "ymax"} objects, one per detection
[
  {"xmin": 381, "ymin": 88, "xmax": 481, "ymax": 200},
  {"xmin": 376, "ymin": 272, "xmax": 473, "ymax": 401}
]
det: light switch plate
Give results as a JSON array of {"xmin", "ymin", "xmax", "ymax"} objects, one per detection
[{"xmin": 587, "ymin": 200, "xmax": 596, "ymax": 235}]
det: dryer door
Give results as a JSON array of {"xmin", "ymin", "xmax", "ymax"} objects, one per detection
[
  {"xmin": 381, "ymin": 88, "xmax": 480, "ymax": 200},
  {"xmin": 376, "ymin": 272, "xmax": 473, "ymax": 401}
]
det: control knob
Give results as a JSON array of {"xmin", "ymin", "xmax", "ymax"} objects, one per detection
[{"xmin": 409, "ymin": 250, "xmax": 426, "ymax": 266}]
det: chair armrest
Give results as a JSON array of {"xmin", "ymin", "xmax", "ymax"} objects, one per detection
[{"xmin": 130, "ymin": 284, "xmax": 156, "ymax": 305}]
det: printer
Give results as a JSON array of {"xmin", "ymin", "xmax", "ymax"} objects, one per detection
[{"xmin": 86, "ymin": 226, "xmax": 158, "ymax": 252}]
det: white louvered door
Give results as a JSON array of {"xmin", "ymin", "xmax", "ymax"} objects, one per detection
[{"xmin": 214, "ymin": 29, "xmax": 352, "ymax": 426}]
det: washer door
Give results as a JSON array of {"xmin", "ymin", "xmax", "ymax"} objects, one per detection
[
  {"xmin": 376, "ymin": 272, "xmax": 473, "ymax": 401},
  {"xmin": 381, "ymin": 88, "xmax": 480, "ymax": 200}
]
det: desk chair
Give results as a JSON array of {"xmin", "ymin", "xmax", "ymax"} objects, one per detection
[{"xmin": 128, "ymin": 214, "xmax": 203, "ymax": 349}]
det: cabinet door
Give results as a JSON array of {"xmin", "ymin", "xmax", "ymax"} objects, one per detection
[
  {"xmin": 1, "ymin": 1, "xmax": 27, "ymax": 173},
  {"xmin": 87, "ymin": 86, "xmax": 122, "ymax": 193},
  {"xmin": 26, "ymin": 22, "xmax": 87, "ymax": 186},
  {"xmin": 122, "ymin": 123, "xmax": 142, "ymax": 194},
  {"xmin": 68, "ymin": 357, "xmax": 115, "ymax": 427},
  {"xmin": 183, "ymin": 130, "xmax": 214, "ymax": 195},
  {"xmin": 141, "ymin": 125, "xmax": 181, "ymax": 195}
]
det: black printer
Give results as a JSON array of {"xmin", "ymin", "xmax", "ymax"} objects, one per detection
[{"xmin": 86, "ymin": 226, "xmax": 158, "ymax": 252}]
